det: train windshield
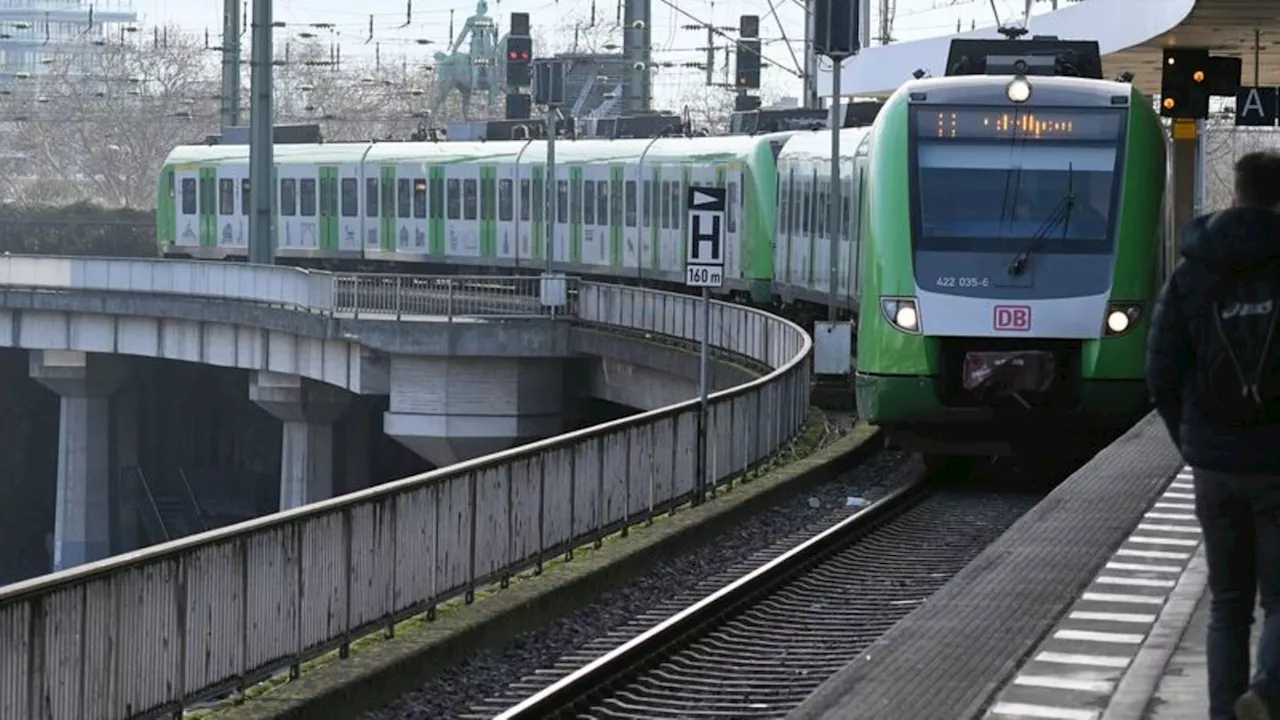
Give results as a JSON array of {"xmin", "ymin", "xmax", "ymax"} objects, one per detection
[{"xmin": 910, "ymin": 106, "xmax": 1126, "ymax": 254}]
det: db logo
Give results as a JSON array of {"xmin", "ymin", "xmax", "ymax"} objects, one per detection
[{"xmin": 994, "ymin": 305, "xmax": 1031, "ymax": 331}]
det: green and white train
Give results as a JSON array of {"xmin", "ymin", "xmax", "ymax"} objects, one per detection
[
  {"xmin": 158, "ymin": 42, "xmax": 1175, "ymax": 462},
  {"xmin": 158, "ymin": 133, "xmax": 865, "ymax": 313}
]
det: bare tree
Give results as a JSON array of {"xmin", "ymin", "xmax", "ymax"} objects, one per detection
[
  {"xmin": 0, "ymin": 30, "xmax": 219, "ymax": 208},
  {"xmin": 1203, "ymin": 122, "xmax": 1280, "ymax": 210}
]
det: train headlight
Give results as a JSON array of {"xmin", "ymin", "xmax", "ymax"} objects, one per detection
[
  {"xmin": 1104, "ymin": 303, "xmax": 1143, "ymax": 337},
  {"xmin": 1007, "ymin": 76, "xmax": 1032, "ymax": 103},
  {"xmin": 881, "ymin": 297, "xmax": 921, "ymax": 334}
]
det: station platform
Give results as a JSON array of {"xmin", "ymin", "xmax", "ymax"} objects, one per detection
[{"xmin": 983, "ymin": 462, "xmax": 1273, "ymax": 720}]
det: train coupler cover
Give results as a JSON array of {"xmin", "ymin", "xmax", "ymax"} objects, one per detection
[{"xmin": 961, "ymin": 350, "xmax": 1057, "ymax": 395}]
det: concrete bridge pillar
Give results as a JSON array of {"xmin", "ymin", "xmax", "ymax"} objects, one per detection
[
  {"xmin": 249, "ymin": 372, "xmax": 350, "ymax": 511},
  {"xmin": 383, "ymin": 356, "xmax": 566, "ymax": 467},
  {"xmin": 29, "ymin": 350, "xmax": 129, "ymax": 572}
]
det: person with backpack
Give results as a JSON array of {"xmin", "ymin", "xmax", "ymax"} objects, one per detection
[{"xmin": 1147, "ymin": 149, "xmax": 1280, "ymax": 720}]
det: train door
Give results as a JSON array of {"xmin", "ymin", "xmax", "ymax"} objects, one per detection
[
  {"xmin": 215, "ymin": 173, "xmax": 237, "ymax": 249},
  {"xmin": 496, "ymin": 162, "xmax": 518, "ymax": 263},
  {"xmin": 775, "ymin": 165, "xmax": 791, "ymax": 290},
  {"xmin": 792, "ymin": 174, "xmax": 812, "ymax": 287},
  {"xmin": 642, "ymin": 167, "xmax": 658, "ymax": 277},
  {"xmin": 549, "ymin": 169, "xmax": 571, "ymax": 266},
  {"xmin": 515, "ymin": 166, "xmax": 540, "ymax": 265},
  {"xmin": 447, "ymin": 164, "xmax": 482, "ymax": 260},
  {"xmin": 428, "ymin": 167, "xmax": 445, "ymax": 257},
  {"xmin": 374, "ymin": 165, "xmax": 394, "ymax": 255},
  {"xmin": 198, "ymin": 167, "xmax": 217, "ymax": 250},
  {"xmin": 723, "ymin": 166, "xmax": 742, "ymax": 284},
  {"xmin": 336, "ymin": 164, "xmax": 362, "ymax": 254},
  {"xmin": 479, "ymin": 165, "xmax": 498, "ymax": 263},
  {"xmin": 317, "ymin": 166, "xmax": 338, "ymax": 254},
  {"xmin": 580, "ymin": 163, "xmax": 609, "ymax": 269},
  {"xmin": 622, "ymin": 164, "xmax": 641, "ymax": 279},
  {"xmin": 566, "ymin": 166, "xmax": 583, "ymax": 266},
  {"xmin": 174, "ymin": 167, "xmax": 200, "ymax": 251},
  {"xmin": 362, "ymin": 171, "xmax": 379, "ymax": 256},
  {"xmin": 656, "ymin": 166, "xmax": 676, "ymax": 275}
]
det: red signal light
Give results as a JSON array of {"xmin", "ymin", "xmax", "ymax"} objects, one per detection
[
  {"xmin": 509, "ymin": 51, "xmax": 518, "ymax": 60},
  {"xmin": 521, "ymin": 51, "xmax": 529, "ymax": 60}
]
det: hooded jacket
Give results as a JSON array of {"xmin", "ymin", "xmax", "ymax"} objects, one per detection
[{"xmin": 1146, "ymin": 207, "xmax": 1280, "ymax": 474}]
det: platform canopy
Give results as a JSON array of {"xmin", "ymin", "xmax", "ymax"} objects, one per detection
[{"xmin": 820, "ymin": 0, "xmax": 1280, "ymax": 98}]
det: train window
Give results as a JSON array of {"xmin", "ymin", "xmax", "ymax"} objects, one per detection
[
  {"xmin": 430, "ymin": 177, "xmax": 444, "ymax": 220},
  {"xmin": 817, "ymin": 182, "xmax": 827, "ymax": 238},
  {"xmin": 624, "ymin": 180, "xmax": 636, "ymax": 227},
  {"xmin": 281, "ymin": 178, "xmax": 297, "ymax": 216},
  {"xmin": 519, "ymin": 179, "xmax": 531, "ymax": 222},
  {"xmin": 447, "ymin": 179, "xmax": 461, "ymax": 219},
  {"xmin": 727, "ymin": 181, "xmax": 738, "ymax": 233},
  {"xmin": 659, "ymin": 181, "xmax": 670, "ymax": 230},
  {"xmin": 773, "ymin": 181, "xmax": 783, "ymax": 233},
  {"xmin": 397, "ymin": 179, "xmax": 411, "ymax": 219},
  {"xmin": 299, "ymin": 178, "xmax": 316, "ymax": 216},
  {"xmin": 583, "ymin": 180, "xmax": 596, "ymax": 224},
  {"xmin": 556, "ymin": 180, "xmax": 569, "ymax": 224},
  {"xmin": 219, "ymin": 178, "xmax": 234, "ymax": 215},
  {"xmin": 532, "ymin": 177, "xmax": 543, "ymax": 222},
  {"xmin": 413, "ymin": 179, "xmax": 427, "ymax": 219},
  {"xmin": 801, "ymin": 183, "xmax": 810, "ymax": 234},
  {"xmin": 841, "ymin": 179, "xmax": 852, "ymax": 237},
  {"xmin": 241, "ymin": 179, "xmax": 250, "ymax": 216},
  {"xmin": 365, "ymin": 178, "xmax": 378, "ymax": 218},
  {"xmin": 499, "ymin": 179, "xmax": 514, "ymax": 221},
  {"xmin": 463, "ymin": 179, "xmax": 478, "ymax": 221},
  {"xmin": 670, "ymin": 181, "xmax": 681, "ymax": 231},
  {"xmin": 481, "ymin": 176, "xmax": 496, "ymax": 220},
  {"xmin": 641, "ymin": 180, "xmax": 651, "ymax": 228},
  {"xmin": 181, "ymin": 178, "xmax": 196, "ymax": 214},
  {"xmin": 596, "ymin": 178, "xmax": 606, "ymax": 224},
  {"xmin": 597, "ymin": 180, "xmax": 609, "ymax": 227}
]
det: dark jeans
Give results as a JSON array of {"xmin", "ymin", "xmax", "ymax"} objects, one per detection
[{"xmin": 1194, "ymin": 467, "xmax": 1280, "ymax": 720}]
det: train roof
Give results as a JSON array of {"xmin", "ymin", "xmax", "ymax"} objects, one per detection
[
  {"xmin": 897, "ymin": 73, "xmax": 1133, "ymax": 101},
  {"xmin": 775, "ymin": 127, "xmax": 873, "ymax": 163},
  {"xmin": 163, "ymin": 133, "xmax": 778, "ymax": 170}
]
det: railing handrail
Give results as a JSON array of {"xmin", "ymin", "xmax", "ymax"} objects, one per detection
[
  {"xmin": 0, "ymin": 281, "xmax": 810, "ymax": 600},
  {"xmin": 177, "ymin": 468, "xmax": 209, "ymax": 534},
  {"xmin": 0, "ymin": 254, "xmax": 578, "ymax": 321},
  {"xmin": 131, "ymin": 466, "xmax": 171, "ymax": 543}
]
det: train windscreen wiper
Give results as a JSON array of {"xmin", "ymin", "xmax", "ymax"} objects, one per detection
[{"xmin": 1007, "ymin": 164, "xmax": 1075, "ymax": 277}]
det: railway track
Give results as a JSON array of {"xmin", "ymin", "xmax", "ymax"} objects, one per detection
[{"xmin": 461, "ymin": 472, "xmax": 1040, "ymax": 719}]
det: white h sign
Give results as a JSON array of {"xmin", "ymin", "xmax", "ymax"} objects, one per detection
[{"xmin": 685, "ymin": 186, "xmax": 727, "ymax": 289}]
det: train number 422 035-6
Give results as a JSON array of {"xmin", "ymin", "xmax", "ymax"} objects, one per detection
[{"xmin": 936, "ymin": 276, "xmax": 990, "ymax": 288}]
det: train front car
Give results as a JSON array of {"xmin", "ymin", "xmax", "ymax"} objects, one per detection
[{"xmin": 855, "ymin": 47, "xmax": 1168, "ymax": 463}]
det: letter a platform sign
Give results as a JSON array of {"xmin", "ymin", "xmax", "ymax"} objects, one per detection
[
  {"xmin": 1236, "ymin": 86, "xmax": 1280, "ymax": 127},
  {"xmin": 685, "ymin": 186, "xmax": 726, "ymax": 288}
]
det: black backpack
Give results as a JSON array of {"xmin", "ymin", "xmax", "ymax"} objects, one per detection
[{"xmin": 1193, "ymin": 263, "xmax": 1280, "ymax": 426}]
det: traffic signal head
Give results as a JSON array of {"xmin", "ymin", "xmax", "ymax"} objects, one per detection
[
  {"xmin": 736, "ymin": 38, "xmax": 761, "ymax": 89},
  {"xmin": 1160, "ymin": 48, "xmax": 1209, "ymax": 119},
  {"xmin": 505, "ymin": 36, "xmax": 532, "ymax": 87}
]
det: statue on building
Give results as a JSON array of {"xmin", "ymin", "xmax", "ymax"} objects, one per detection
[{"xmin": 427, "ymin": 0, "xmax": 504, "ymax": 120}]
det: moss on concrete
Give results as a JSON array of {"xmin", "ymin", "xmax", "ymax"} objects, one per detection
[{"xmin": 195, "ymin": 415, "xmax": 879, "ymax": 720}]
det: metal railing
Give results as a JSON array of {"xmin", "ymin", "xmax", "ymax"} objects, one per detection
[
  {"xmin": 334, "ymin": 273, "xmax": 577, "ymax": 320},
  {"xmin": 0, "ymin": 265, "xmax": 812, "ymax": 720},
  {"xmin": 0, "ymin": 254, "xmax": 576, "ymax": 321}
]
